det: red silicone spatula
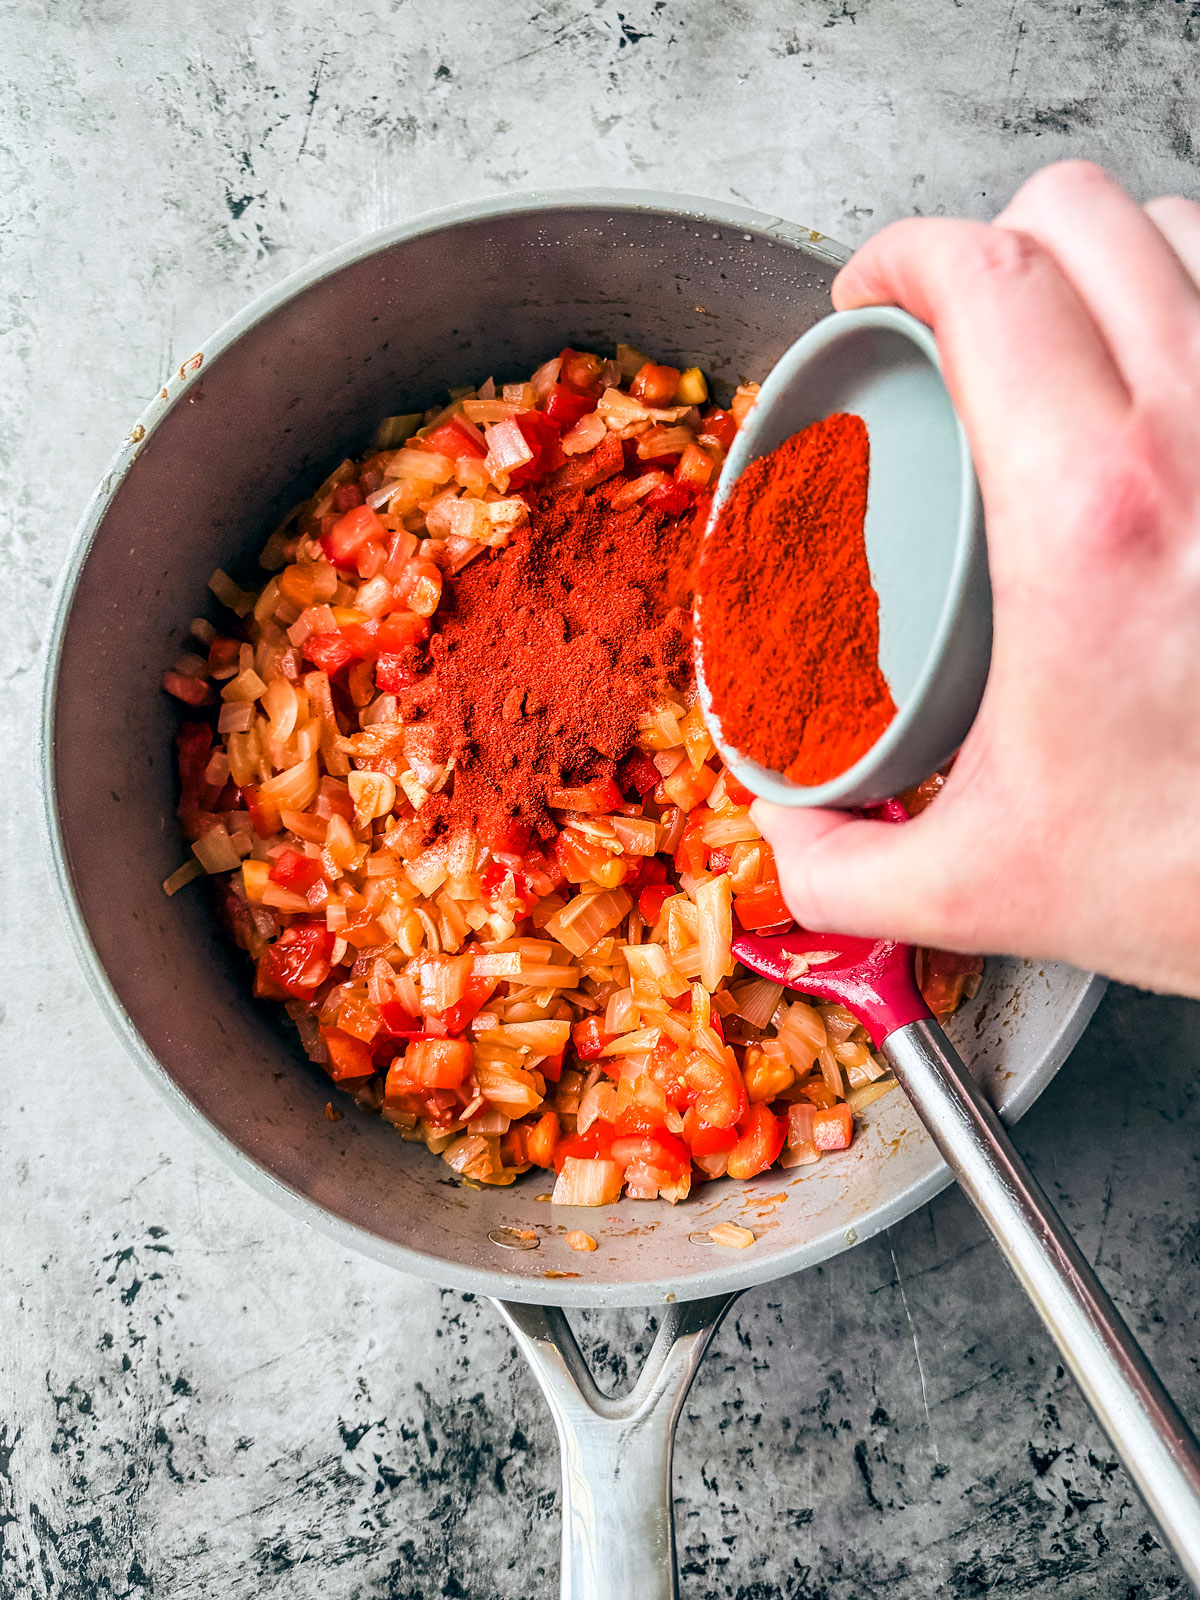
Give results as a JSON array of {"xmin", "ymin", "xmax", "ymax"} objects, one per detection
[{"xmin": 734, "ymin": 927, "xmax": 1200, "ymax": 1585}]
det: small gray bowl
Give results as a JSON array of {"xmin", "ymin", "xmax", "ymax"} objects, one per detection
[{"xmin": 697, "ymin": 305, "xmax": 991, "ymax": 809}]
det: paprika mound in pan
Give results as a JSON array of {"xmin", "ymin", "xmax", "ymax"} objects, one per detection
[{"xmin": 696, "ymin": 413, "xmax": 897, "ymax": 787}]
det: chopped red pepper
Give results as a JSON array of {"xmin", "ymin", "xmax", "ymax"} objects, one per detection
[
  {"xmin": 733, "ymin": 881, "xmax": 793, "ymax": 932},
  {"xmin": 543, "ymin": 384, "xmax": 595, "ymax": 427},
  {"xmin": 507, "ymin": 410, "xmax": 565, "ymax": 487},
  {"xmin": 422, "ymin": 417, "xmax": 487, "ymax": 460},
  {"xmin": 378, "ymin": 1000, "xmax": 423, "ymax": 1038},
  {"xmin": 269, "ymin": 849, "xmax": 323, "ymax": 893},
  {"xmin": 424, "ymin": 975, "xmax": 497, "ymax": 1038},
  {"xmin": 255, "ymin": 922, "xmax": 336, "ymax": 1000},
  {"xmin": 571, "ymin": 1016, "xmax": 618, "ymax": 1060},
  {"xmin": 321, "ymin": 504, "xmax": 385, "ymax": 568}
]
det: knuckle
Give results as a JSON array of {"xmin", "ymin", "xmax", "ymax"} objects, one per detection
[
  {"xmin": 1075, "ymin": 419, "xmax": 1178, "ymax": 562},
  {"xmin": 958, "ymin": 225, "xmax": 1048, "ymax": 289},
  {"xmin": 1018, "ymin": 158, "xmax": 1112, "ymax": 207}
]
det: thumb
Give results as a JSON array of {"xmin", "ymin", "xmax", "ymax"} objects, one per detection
[{"xmin": 750, "ymin": 799, "xmax": 976, "ymax": 950}]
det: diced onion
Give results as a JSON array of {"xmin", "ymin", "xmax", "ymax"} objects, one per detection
[
  {"xmin": 543, "ymin": 888, "xmax": 632, "ymax": 957},
  {"xmin": 552, "ymin": 1157, "xmax": 623, "ymax": 1207},
  {"xmin": 163, "ymin": 858, "xmax": 203, "ymax": 896},
  {"xmin": 483, "ymin": 417, "xmax": 534, "ymax": 473},
  {"xmin": 561, "ymin": 412, "xmax": 607, "ymax": 456},
  {"xmin": 728, "ymin": 977, "xmax": 784, "ymax": 1029},
  {"xmin": 709, "ymin": 1222, "xmax": 755, "ymax": 1249},
  {"xmin": 260, "ymin": 753, "xmax": 320, "ymax": 813},
  {"xmin": 695, "ymin": 873, "xmax": 734, "ymax": 992},
  {"xmin": 208, "ymin": 569, "xmax": 255, "ymax": 617},
  {"xmin": 192, "ymin": 825, "xmax": 241, "ymax": 874}
]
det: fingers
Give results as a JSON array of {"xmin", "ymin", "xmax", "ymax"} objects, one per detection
[
  {"xmin": 831, "ymin": 214, "xmax": 1128, "ymax": 501},
  {"xmin": 750, "ymin": 800, "xmax": 982, "ymax": 951},
  {"xmin": 1145, "ymin": 194, "xmax": 1200, "ymax": 289},
  {"xmin": 996, "ymin": 162, "xmax": 1200, "ymax": 395}
]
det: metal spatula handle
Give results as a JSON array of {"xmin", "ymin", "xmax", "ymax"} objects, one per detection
[{"xmin": 888, "ymin": 1018, "xmax": 1200, "ymax": 1584}]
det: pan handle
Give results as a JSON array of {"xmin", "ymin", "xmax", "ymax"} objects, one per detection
[
  {"xmin": 886, "ymin": 1019, "xmax": 1200, "ymax": 1588},
  {"xmin": 494, "ymin": 1294, "xmax": 734, "ymax": 1600}
]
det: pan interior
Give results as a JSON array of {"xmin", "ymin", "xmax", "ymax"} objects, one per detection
[{"xmin": 44, "ymin": 195, "xmax": 1101, "ymax": 1306}]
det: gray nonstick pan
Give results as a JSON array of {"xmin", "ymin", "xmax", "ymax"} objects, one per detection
[{"xmin": 42, "ymin": 193, "xmax": 1107, "ymax": 1597}]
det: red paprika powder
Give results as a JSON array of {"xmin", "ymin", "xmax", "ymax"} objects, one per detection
[
  {"xmin": 695, "ymin": 412, "xmax": 896, "ymax": 786},
  {"xmin": 413, "ymin": 458, "xmax": 701, "ymax": 843}
]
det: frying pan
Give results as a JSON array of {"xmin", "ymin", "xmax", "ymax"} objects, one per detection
[{"xmin": 41, "ymin": 192, "xmax": 1105, "ymax": 1598}]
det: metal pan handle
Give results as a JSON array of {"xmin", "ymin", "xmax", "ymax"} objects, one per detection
[
  {"xmin": 494, "ymin": 1294, "xmax": 734, "ymax": 1600},
  {"xmin": 887, "ymin": 1019, "xmax": 1200, "ymax": 1587}
]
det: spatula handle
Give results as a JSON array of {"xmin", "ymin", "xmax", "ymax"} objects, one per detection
[{"xmin": 886, "ymin": 1019, "xmax": 1200, "ymax": 1585}]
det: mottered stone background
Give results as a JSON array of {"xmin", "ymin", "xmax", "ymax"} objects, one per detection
[{"xmin": 3, "ymin": 2, "xmax": 1200, "ymax": 1596}]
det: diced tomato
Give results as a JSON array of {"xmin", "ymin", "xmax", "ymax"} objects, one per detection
[
  {"xmin": 321, "ymin": 504, "xmax": 385, "ymax": 568},
  {"xmin": 543, "ymin": 384, "xmax": 595, "ymax": 427},
  {"xmin": 812, "ymin": 1103, "xmax": 854, "ymax": 1151},
  {"xmin": 685, "ymin": 1051, "xmax": 748, "ymax": 1130},
  {"xmin": 920, "ymin": 950, "xmax": 984, "ymax": 1021},
  {"xmin": 700, "ymin": 407, "xmax": 737, "ymax": 451},
  {"xmin": 546, "ymin": 776, "xmax": 623, "ymax": 814},
  {"xmin": 240, "ymin": 784, "xmax": 279, "ymax": 839},
  {"xmin": 618, "ymin": 749, "xmax": 661, "ymax": 797},
  {"xmin": 630, "ymin": 362, "xmax": 680, "ymax": 406},
  {"xmin": 682, "ymin": 1106, "xmax": 739, "ymax": 1157},
  {"xmin": 559, "ymin": 348, "xmax": 605, "ymax": 397},
  {"xmin": 553, "ymin": 1120, "xmax": 618, "ymax": 1170},
  {"xmin": 644, "ymin": 478, "xmax": 694, "ymax": 517},
  {"xmin": 424, "ymin": 976, "xmax": 497, "ymax": 1038},
  {"xmin": 303, "ymin": 631, "xmax": 358, "ymax": 676},
  {"xmin": 708, "ymin": 846, "xmax": 733, "ymax": 875},
  {"xmin": 176, "ymin": 722, "xmax": 222, "ymax": 818},
  {"xmin": 625, "ymin": 854, "xmax": 667, "ymax": 893},
  {"xmin": 611, "ymin": 1128, "xmax": 690, "ymax": 1183},
  {"xmin": 527, "ymin": 1111, "xmax": 560, "ymax": 1168},
  {"xmin": 162, "ymin": 670, "xmax": 214, "ymax": 706},
  {"xmin": 638, "ymin": 882, "xmax": 673, "ymax": 927},
  {"xmin": 726, "ymin": 1103, "xmax": 787, "ymax": 1179},
  {"xmin": 394, "ymin": 1036, "xmax": 474, "ymax": 1090},
  {"xmin": 675, "ymin": 810, "xmax": 710, "ymax": 878},
  {"xmin": 375, "ymin": 653, "xmax": 421, "ymax": 693},
  {"xmin": 572, "ymin": 1016, "xmax": 618, "ymax": 1060},
  {"xmin": 478, "ymin": 815, "xmax": 533, "ymax": 856},
  {"xmin": 269, "ymin": 848, "xmax": 323, "ymax": 893},
  {"xmin": 375, "ymin": 613, "xmax": 430, "ymax": 651},
  {"xmin": 422, "ymin": 417, "xmax": 487, "ymax": 460},
  {"xmin": 322, "ymin": 1026, "xmax": 375, "ymax": 1082},
  {"xmin": 207, "ymin": 635, "xmax": 241, "ymax": 674},
  {"xmin": 541, "ymin": 1048, "xmax": 564, "ymax": 1084},
  {"xmin": 378, "ymin": 1000, "xmax": 423, "ymax": 1038},
  {"xmin": 255, "ymin": 922, "xmax": 336, "ymax": 1000},
  {"xmin": 722, "ymin": 772, "xmax": 757, "ymax": 807},
  {"xmin": 554, "ymin": 829, "xmax": 627, "ymax": 889},
  {"xmin": 332, "ymin": 482, "xmax": 365, "ymax": 512},
  {"xmin": 505, "ymin": 410, "xmax": 564, "ymax": 487},
  {"xmin": 734, "ymin": 882, "xmax": 793, "ymax": 932}
]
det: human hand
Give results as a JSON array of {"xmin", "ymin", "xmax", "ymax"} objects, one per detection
[{"xmin": 752, "ymin": 161, "xmax": 1200, "ymax": 996}]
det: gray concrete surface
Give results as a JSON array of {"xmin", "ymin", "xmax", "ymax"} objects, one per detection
[{"xmin": 3, "ymin": 2, "xmax": 1200, "ymax": 1596}]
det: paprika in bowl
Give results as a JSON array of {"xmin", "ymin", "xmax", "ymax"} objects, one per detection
[{"xmin": 695, "ymin": 306, "xmax": 991, "ymax": 810}]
